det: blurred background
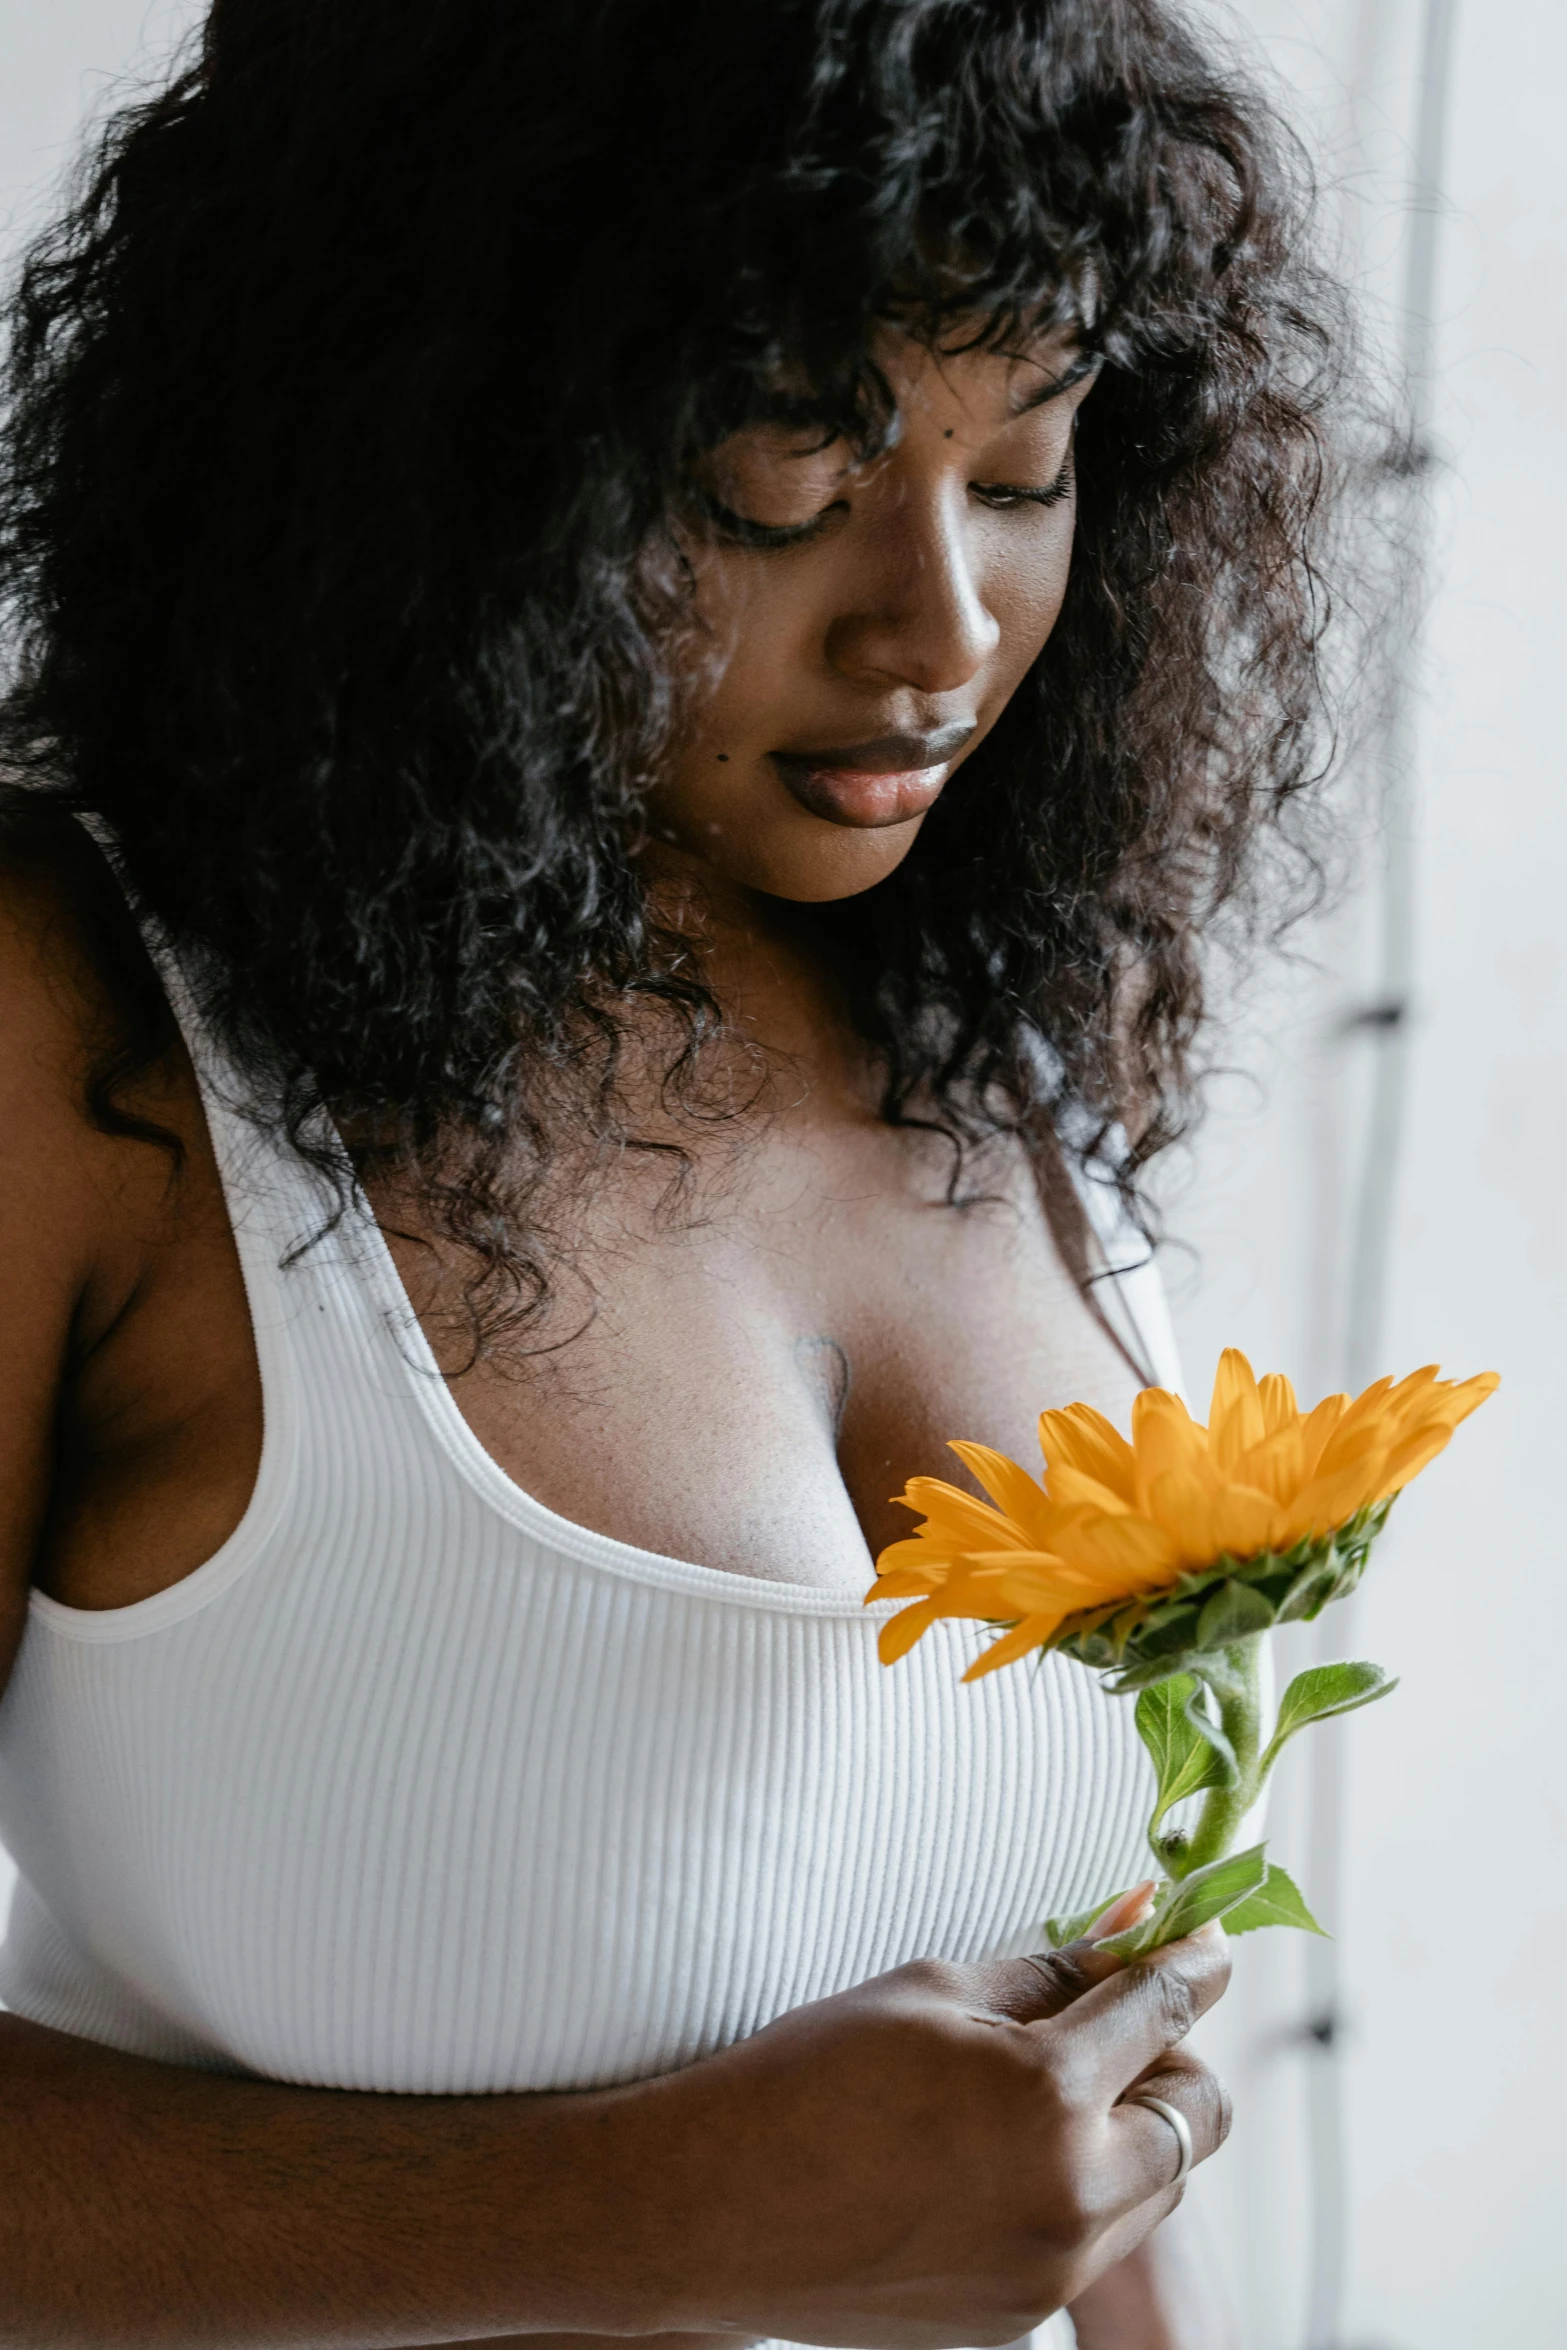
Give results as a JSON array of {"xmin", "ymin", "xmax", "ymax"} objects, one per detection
[{"xmin": 0, "ymin": 2, "xmax": 1559, "ymax": 2345}]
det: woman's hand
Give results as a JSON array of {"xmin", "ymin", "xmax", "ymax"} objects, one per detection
[{"xmin": 648, "ymin": 1906, "xmax": 1231, "ymax": 2348}]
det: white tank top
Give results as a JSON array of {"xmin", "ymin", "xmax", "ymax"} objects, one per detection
[{"xmin": 0, "ymin": 987, "xmax": 1180, "ymax": 2348}]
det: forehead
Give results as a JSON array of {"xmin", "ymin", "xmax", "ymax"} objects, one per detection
[{"xmin": 873, "ymin": 323, "xmax": 1093, "ymax": 425}]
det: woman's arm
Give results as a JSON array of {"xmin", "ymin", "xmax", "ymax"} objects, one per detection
[
  {"xmin": 0, "ymin": 1933, "xmax": 1230, "ymax": 2348},
  {"xmin": 1070, "ymin": 2215, "xmax": 1231, "ymax": 2350}
]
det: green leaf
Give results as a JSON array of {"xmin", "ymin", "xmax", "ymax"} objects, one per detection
[
  {"xmin": 1195, "ymin": 1578, "xmax": 1277, "ymax": 1651},
  {"xmin": 1224, "ymin": 1862, "xmax": 1329, "ymax": 1938},
  {"xmin": 1259, "ymin": 1661, "xmax": 1398, "ymax": 1777},
  {"xmin": 1044, "ymin": 1885, "xmax": 1143, "ymax": 1950},
  {"xmin": 1136, "ymin": 1675, "xmax": 1233, "ymax": 1832},
  {"xmin": 1096, "ymin": 1843, "xmax": 1270, "ymax": 1956}
]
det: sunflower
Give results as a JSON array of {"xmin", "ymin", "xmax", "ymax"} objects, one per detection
[{"xmin": 869, "ymin": 1350, "xmax": 1498, "ymax": 1685}]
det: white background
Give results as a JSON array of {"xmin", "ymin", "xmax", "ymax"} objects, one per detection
[{"xmin": 1, "ymin": 4, "xmax": 1561, "ymax": 2345}]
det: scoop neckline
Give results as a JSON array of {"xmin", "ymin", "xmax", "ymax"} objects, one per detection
[{"xmin": 339, "ymin": 1166, "xmax": 902, "ymax": 1620}]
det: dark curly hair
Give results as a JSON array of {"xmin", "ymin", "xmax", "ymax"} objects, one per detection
[{"xmin": 0, "ymin": 0, "xmax": 1355, "ymax": 1344}]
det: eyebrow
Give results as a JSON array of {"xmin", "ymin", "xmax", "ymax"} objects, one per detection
[{"xmin": 1008, "ymin": 353, "xmax": 1101, "ymax": 417}]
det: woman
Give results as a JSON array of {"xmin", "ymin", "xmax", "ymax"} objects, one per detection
[{"xmin": 0, "ymin": 0, "xmax": 1345, "ymax": 2342}]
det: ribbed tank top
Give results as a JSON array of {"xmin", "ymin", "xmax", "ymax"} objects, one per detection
[{"xmin": 0, "ymin": 983, "xmax": 1181, "ymax": 2349}]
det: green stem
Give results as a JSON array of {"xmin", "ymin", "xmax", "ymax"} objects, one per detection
[{"xmin": 1169, "ymin": 1636, "xmax": 1265, "ymax": 1879}]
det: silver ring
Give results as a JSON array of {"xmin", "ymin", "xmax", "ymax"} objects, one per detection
[{"xmin": 1128, "ymin": 2092, "xmax": 1193, "ymax": 2189}]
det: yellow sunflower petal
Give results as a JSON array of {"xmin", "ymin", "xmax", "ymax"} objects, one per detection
[
  {"xmin": 1039, "ymin": 1508, "xmax": 1182, "ymax": 1590},
  {"xmin": 1229, "ymin": 1423, "xmax": 1308, "ymax": 1509},
  {"xmin": 1046, "ymin": 1463, "xmax": 1137, "ymax": 1516},
  {"xmin": 1330, "ymin": 1375, "xmax": 1397, "ymax": 1445},
  {"xmin": 1132, "ymin": 1389, "xmax": 1215, "ymax": 1512},
  {"xmin": 961, "ymin": 1614, "xmax": 1068, "ymax": 1680},
  {"xmin": 1211, "ymin": 1482, "xmax": 1285, "ymax": 1560},
  {"xmin": 877, "ymin": 1597, "xmax": 945, "ymax": 1664},
  {"xmin": 868, "ymin": 1555, "xmax": 950, "ymax": 1599},
  {"xmin": 897, "ymin": 1476, "xmax": 1031, "ymax": 1553},
  {"xmin": 1298, "ymin": 1392, "xmax": 1350, "ymax": 1477},
  {"xmin": 1376, "ymin": 1420, "xmax": 1467, "ymax": 1497},
  {"xmin": 1278, "ymin": 1452, "xmax": 1393, "ymax": 1544},
  {"xmin": 945, "ymin": 1442, "xmax": 1059, "ymax": 1547},
  {"xmin": 1310, "ymin": 1414, "xmax": 1393, "ymax": 1489},
  {"xmin": 1257, "ymin": 1371, "xmax": 1300, "ymax": 1434},
  {"xmin": 1209, "ymin": 1348, "xmax": 1266, "ymax": 1470},
  {"xmin": 1146, "ymin": 1468, "xmax": 1222, "ymax": 1565},
  {"xmin": 1037, "ymin": 1403, "xmax": 1138, "ymax": 1503},
  {"xmin": 1451, "ymin": 1368, "xmax": 1501, "ymax": 1413}
]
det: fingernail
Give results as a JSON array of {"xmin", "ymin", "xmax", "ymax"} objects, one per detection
[{"xmin": 1088, "ymin": 1880, "xmax": 1158, "ymax": 1938}]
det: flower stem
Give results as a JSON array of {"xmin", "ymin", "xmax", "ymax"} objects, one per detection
[{"xmin": 1170, "ymin": 1636, "xmax": 1265, "ymax": 1879}]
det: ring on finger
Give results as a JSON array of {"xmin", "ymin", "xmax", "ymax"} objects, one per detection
[{"xmin": 1128, "ymin": 2092, "xmax": 1193, "ymax": 2188}]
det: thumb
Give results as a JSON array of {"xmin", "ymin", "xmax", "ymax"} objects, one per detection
[{"xmin": 969, "ymin": 1881, "xmax": 1158, "ymax": 2024}]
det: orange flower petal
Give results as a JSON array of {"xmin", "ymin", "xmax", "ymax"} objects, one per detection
[
  {"xmin": 1038, "ymin": 1403, "xmax": 1138, "ymax": 1504},
  {"xmin": 1210, "ymin": 1349, "xmax": 1266, "ymax": 1471},
  {"xmin": 1040, "ymin": 1509, "xmax": 1182, "ymax": 1590},
  {"xmin": 1311, "ymin": 1415, "xmax": 1392, "ymax": 1488},
  {"xmin": 1047, "ymin": 1463, "xmax": 1137, "ymax": 1517},
  {"xmin": 1298, "ymin": 1393, "xmax": 1350, "ymax": 1477},
  {"xmin": 946, "ymin": 1441, "xmax": 1060, "ymax": 1547},
  {"xmin": 897, "ymin": 1476, "xmax": 1031, "ymax": 1553},
  {"xmin": 877, "ymin": 1597, "xmax": 945, "ymax": 1664},
  {"xmin": 961, "ymin": 1614, "xmax": 1067, "ymax": 1680},
  {"xmin": 1377, "ymin": 1423, "xmax": 1460, "ymax": 1496},
  {"xmin": 868, "ymin": 1557, "xmax": 950, "ymax": 1600},
  {"xmin": 1229, "ymin": 1424, "xmax": 1308, "ymax": 1509},
  {"xmin": 1146, "ymin": 1468, "xmax": 1222, "ymax": 1565},
  {"xmin": 1279, "ymin": 1452, "xmax": 1392, "ymax": 1543},
  {"xmin": 1258, "ymin": 1371, "xmax": 1300, "ymax": 1434},
  {"xmin": 1132, "ymin": 1389, "xmax": 1214, "ymax": 1511},
  {"xmin": 1211, "ymin": 1482, "xmax": 1284, "ymax": 1560}
]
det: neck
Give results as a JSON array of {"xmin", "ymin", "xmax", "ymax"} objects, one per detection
[{"xmin": 636, "ymin": 840, "xmax": 848, "ymax": 1066}]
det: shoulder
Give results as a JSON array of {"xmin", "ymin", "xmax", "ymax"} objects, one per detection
[{"xmin": 0, "ymin": 805, "xmax": 195, "ymax": 1314}]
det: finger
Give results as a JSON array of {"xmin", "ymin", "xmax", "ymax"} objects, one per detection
[
  {"xmin": 1039, "ymin": 1926, "xmax": 1232, "ymax": 2098},
  {"xmin": 1102, "ymin": 2055, "xmax": 1232, "ymax": 2218},
  {"xmin": 966, "ymin": 1883, "xmax": 1159, "ymax": 2023}
]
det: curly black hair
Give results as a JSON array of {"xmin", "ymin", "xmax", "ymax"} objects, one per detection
[{"xmin": 0, "ymin": 0, "xmax": 1355, "ymax": 1342}]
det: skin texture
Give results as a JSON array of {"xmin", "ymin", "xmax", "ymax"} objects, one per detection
[
  {"xmin": 0, "ymin": 332, "xmax": 1233, "ymax": 2346},
  {"xmin": 653, "ymin": 332, "xmax": 1093, "ymax": 902}
]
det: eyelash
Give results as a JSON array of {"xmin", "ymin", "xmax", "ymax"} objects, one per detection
[{"xmin": 704, "ymin": 448, "xmax": 1077, "ymax": 551}]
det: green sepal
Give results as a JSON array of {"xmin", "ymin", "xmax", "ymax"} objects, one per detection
[
  {"xmin": 1095, "ymin": 1842, "xmax": 1270, "ymax": 1957},
  {"xmin": 1258, "ymin": 1661, "xmax": 1398, "ymax": 1778},
  {"xmin": 1224, "ymin": 1861, "xmax": 1328, "ymax": 1937},
  {"xmin": 1195, "ymin": 1578, "xmax": 1276, "ymax": 1650},
  {"xmin": 1050, "ymin": 1500, "xmax": 1395, "ymax": 1691},
  {"xmin": 1136, "ymin": 1675, "xmax": 1235, "ymax": 1841},
  {"xmin": 1043, "ymin": 1885, "xmax": 1143, "ymax": 1950}
]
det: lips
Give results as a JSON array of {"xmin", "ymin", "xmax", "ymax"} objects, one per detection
[{"xmin": 769, "ymin": 723, "xmax": 977, "ymax": 829}]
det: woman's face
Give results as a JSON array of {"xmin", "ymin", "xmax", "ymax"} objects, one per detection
[{"xmin": 650, "ymin": 330, "xmax": 1095, "ymax": 904}]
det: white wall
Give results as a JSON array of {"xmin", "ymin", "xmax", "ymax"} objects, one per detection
[
  {"xmin": 1175, "ymin": 4, "xmax": 1567, "ymax": 2345},
  {"xmin": 1, "ymin": 4, "xmax": 1560, "ymax": 2345}
]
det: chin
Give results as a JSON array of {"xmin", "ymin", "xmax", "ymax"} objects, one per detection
[{"xmin": 707, "ymin": 816, "xmax": 928, "ymax": 904}]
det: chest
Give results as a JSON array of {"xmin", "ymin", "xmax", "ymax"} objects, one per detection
[{"xmin": 401, "ymin": 1112, "xmax": 1142, "ymax": 1591}]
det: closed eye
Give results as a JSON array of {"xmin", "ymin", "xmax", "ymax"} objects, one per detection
[
  {"xmin": 693, "ymin": 488, "xmax": 847, "ymax": 549},
  {"xmin": 970, "ymin": 448, "xmax": 1077, "ymax": 512},
  {"xmin": 692, "ymin": 443, "xmax": 1077, "ymax": 550}
]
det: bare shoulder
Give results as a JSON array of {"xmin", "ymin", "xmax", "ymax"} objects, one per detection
[{"xmin": 0, "ymin": 808, "xmax": 196, "ymax": 1675}]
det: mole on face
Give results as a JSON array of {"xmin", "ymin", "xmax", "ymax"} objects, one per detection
[{"xmin": 717, "ymin": 753, "xmax": 729, "ymax": 762}]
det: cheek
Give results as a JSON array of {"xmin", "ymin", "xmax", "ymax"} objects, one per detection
[
  {"xmin": 985, "ymin": 528, "xmax": 1076, "ymax": 678},
  {"xmin": 679, "ymin": 552, "xmax": 822, "ymax": 738}
]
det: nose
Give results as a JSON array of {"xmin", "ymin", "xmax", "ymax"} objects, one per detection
[{"xmin": 823, "ymin": 480, "xmax": 1001, "ymax": 694}]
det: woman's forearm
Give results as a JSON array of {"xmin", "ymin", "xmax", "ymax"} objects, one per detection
[
  {"xmin": 0, "ymin": 2012, "xmax": 705, "ymax": 2348},
  {"xmin": 0, "ymin": 1931, "xmax": 1233, "ymax": 2350},
  {"xmin": 1068, "ymin": 2209, "xmax": 1232, "ymax": 2350}
]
